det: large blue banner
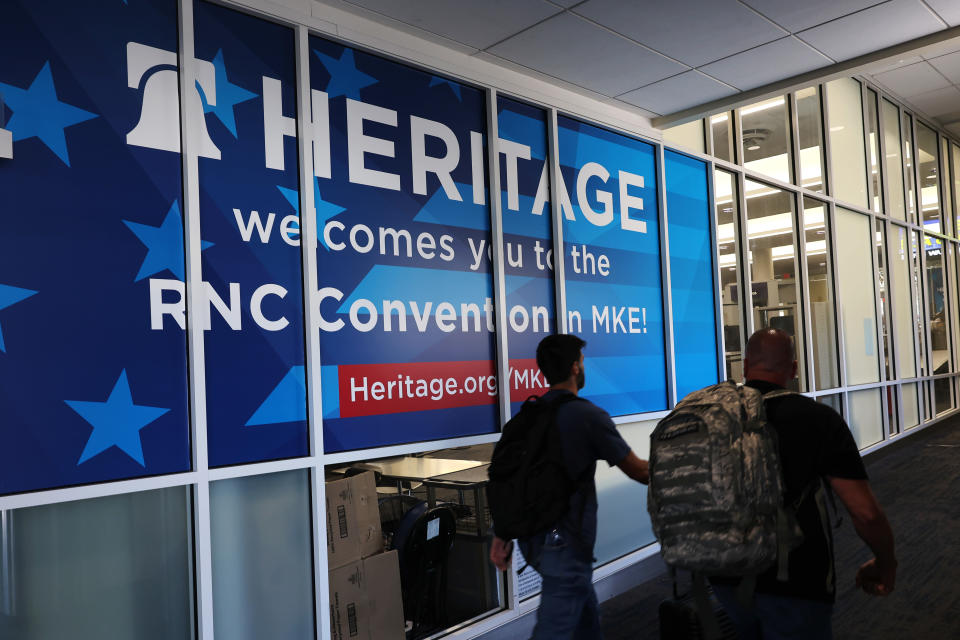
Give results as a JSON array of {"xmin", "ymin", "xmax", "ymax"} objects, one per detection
[
  {"xmin": 666, "ymin": 150, "xmax": 719, "ymax": 400},
  {"xmin": 497, "ymin": 97, "xmax": 556, "ymax": 414},
  {"xmin": 309, "ymin": 37, "xmax": 500, "ymax": 452},
  {"xmin": 557, "ymin": 117, "xmax": 667, "ymax": 415},
  {"xmin": 0, "ymin": 0, "xmax": 190, "ymax": 494},
  {"xmin": 193, "ymin": 1, "xmax": 309, "ymax": 467}
]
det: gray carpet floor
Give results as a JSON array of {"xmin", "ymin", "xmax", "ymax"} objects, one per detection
[{"xmin": 599, "ymin": 417, "xmax": 960, "ymax": 639}]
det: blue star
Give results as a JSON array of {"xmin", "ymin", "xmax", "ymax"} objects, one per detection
[
  {"xmin": 66, "ymin": 370, "xmax": 169, "ymax": 466},
  {"xmin": 0, "ymin": 284, "xmax": 37, "ymax": 353},
  {"xmin": 312, "ymin": 48, "xmax": 377, "ymax": 100},
  {"xmin": 430, "ymin": 76, "xmax": 462, "ymax": 101},
  {"xmin": 199, "ymin": 50, "xmax": 257, "ymax": 138},
  {"xmin": 0, "ymin": 61, "xmax": 97, "ymax": 166},
  {"xmin": 123, "ymin": 201, "xmax": 213, "ymax": 281},
  {"xmin": 277, "ymin": 180, "xmax": 346, "ymax": 251}
]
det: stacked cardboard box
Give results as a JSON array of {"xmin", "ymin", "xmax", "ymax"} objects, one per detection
[{"xmin": 326, "ymin": 471, "xmax": 405, "ymax": 640}]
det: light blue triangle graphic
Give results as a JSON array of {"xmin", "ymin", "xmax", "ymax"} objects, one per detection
[
  {"xmin": 246, "ymin": 366, "xmax": 306, "ymax": 426},
  {"xmin": 321, "ymin": 365, "xmax": 340, "ymax": 419},
  {"xmin": 412, "ymin": 183, "xmax": 489, "ymax": 231}
]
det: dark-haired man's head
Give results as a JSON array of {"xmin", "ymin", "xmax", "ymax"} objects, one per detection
[
  {"xmin": 743, "ymin": 328, "xmax": 797, "ymax": 387},
  {"xmin": 536, "ymin": 334, "xmax": 586, "ymax": 390}
]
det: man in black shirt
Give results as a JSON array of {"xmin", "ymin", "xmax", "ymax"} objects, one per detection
[
  {"xmin": 713, "ymin": 329, "xmax": 897, "ymax": 638},
  {"xmin": 489, "ymin": 334, "xmax": 649, "ymax": 639}
]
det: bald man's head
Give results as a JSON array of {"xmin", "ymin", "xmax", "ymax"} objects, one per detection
[{"xmin": 743, "ymin": 328, "xmax": 797, "ymax": 385}]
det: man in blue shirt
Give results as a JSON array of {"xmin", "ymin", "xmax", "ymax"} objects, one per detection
[{"xmin": 489, "ymin": 334, "xmax": 649, "ymax": 639}]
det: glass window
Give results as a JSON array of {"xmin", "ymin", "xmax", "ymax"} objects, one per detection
[
  {"xmin": 925, "ymin": 234, "xmax": 951, "ymax": 375},
  {"xmin": 745, "ymin": 180, "xmax": 805, "ymax": 390},
  {"xmin": 848, "ymin": 387, "xmax": 883, "ymax": 448},
  {"xmin": 941, "ymin": 137, "xmax": 952, "ymax": 236},
  {"xmin": 711, "ymin": 112, "xmax": 735, "ymax": 163},
  {"xmin": 210, "ymin": 470, "xmax": 315, "ymax": 640},
  {"xmin": 835, "ymin": 207, "xmax": 880, "ymax": 385},
  {"xmin": 882, "ymin": 100, "xmax": 906, "ymax": 221},
  {"xmin": 0, "ymin": 488, "xmax": 194, "ymax": 639},
  {"xmin": 825, "ymin": 79, "xmax": 867, "ymax": 207},
  {"xmin": 902, "ymin": 382, "xmax": 920, "ymax": 428},
  {"xmin": 716, "ymin": 170, "xmax": 745, "ymax": 382},
  {"xmin": 796, "ymin": 87, "xmax": 825, "ymax": 194},
  {"xmin": 803, "ymin": 197, "xmax": 839, "ymax": 389},
  {"xmin": 917, "ymin": 123, "xmax": 940, "ymax": 232},
  {"xmin": 953, "ymin": 143, "xmax": 960, "ymax": 236},
  {"xmin": 904, "ymin": 113, "xmax": 917, "ymax": 223},
  {"xmin": 934, "ymin": 377, "xmax": 954, "ymax": 415},
  {"xmin": 663, "ymin": 119, "xmax": 705, "ymax": 154},
  {"xmin": 952, "ymin": 243, "xmax": 960, "ymax": 373},
  {"xmin": 891, "ymin": 225, "xmax": 917, "ymax": 378},
  {"xmin": 740, "ymin": 97, "xmax": 792, "ymax": 183},
  {"xmin": 865, "ymin": 89, "xmax": 882, "ymax": 213},
  {"xmin": 885, "ymin": 386, "xmax": 898, "ymax": 437},
  {"xmin": 817, "ymin": 393, "xmax": 843, "ymax": 415},
  {"xmin": 667, "ymin": 152, "xmax": 719, "ymax": 400},
  {"xmin": 875, "ymin": 220, "xmax": 893, "ymax": 380},
  {"xmin": 911, "ymin": 231, "xmax": 928, "ymax": 375},
  {"xmin": 594, "ymin": 419, "xmax": 658, "ymax": 565}
]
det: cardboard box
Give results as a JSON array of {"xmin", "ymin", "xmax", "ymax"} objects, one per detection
[
  {"xmin": 326, "ymin": 471, "xmax": 383, "ymax": 569},
  {"xmin": 329, "ymin": 550, "xmax": 405, "ymax": 640}
]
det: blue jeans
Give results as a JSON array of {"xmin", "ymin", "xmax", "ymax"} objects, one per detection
[
  {"xmin": 529, "ymin": 530, "xmax": 602, "ymax": 640},
  {"xmin": 712, "ymin": 584, "xmax": 833, "ymax": 640}
]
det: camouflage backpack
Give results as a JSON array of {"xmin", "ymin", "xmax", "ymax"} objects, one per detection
[{"xmin": 647, "ymin": 380, "xmax": 800, "ymax": 578}]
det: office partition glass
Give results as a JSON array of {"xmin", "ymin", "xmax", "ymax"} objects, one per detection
[
  {"xmin": 740, "ymin": 97, "xmax": 792, "ymax": 184},
  {"xmin": 904, "ymin": 113, "xmax": 917, "ymax": 223},
  {"xmin": 891, "ymin": 225, "xmax": 917, "ymax": 377},
  {"xmin": 716, "ymin": 170, "xmax": 745, "ymax": 381},
  {"xmin": 953, "ymin": 143, "xmax": 960, "ymax": 235},
  {"xmin": 594, "ymin": 419, "xmax": 658, "ymax": 566},
  {"xmin": 882, "ymin": 100, "xmax": 906, "ymax": 221},
  {"xmin": 917, "ymin": 123, "xmax": 940, "ymax": 232},
  {"xmin": 934, "ymin": 377, "xmax": 953, "ymax": 415},
  {"xmin": 876, "ymin": 220, "xmax": 893, "ymax": 380},
  {"xmin": 744, "ymin": 180, "xmax": 805, "ymax": 390},
  {"xmin": 941, "ymin": 137, "xmax": 952, "ymax": 235},
  {"xmin": 825, "ymin": 79, "xmax": 867, "ymax": 208},
  {"xmin": 911, "ymin": 230, "xmax": 928, "ymax": 375},
  {"xmin": 902, "ymin": 382, "xmax": 921, "ymax": 428},
  {"xmin": 835, "ymin": 207, "xmax": 880, "ymax": 385},
  {"xmin": 803, "ymin": 197, "xmax": 838, "ymax": 390},
  {"xmin": 711, "ymin": 112, "xmax": 735, "ymax": 163},
  {"xmin": 885, "ymin": 386, "xmax": 898, "ymax": 436},
  {"xmin": 663, "ymin": 119, "xmax": 705, "ymax": 154},
  {"xmin": 796, "ymin": 87, "xmax": 825, "ymax": 194},
  {"xmin": 866, "ymin": 88, "xmax": 882, "ymax": 213},
  {"xmin": 817, "ymin": 393, "xmax": 843, "ymax": 416},
  {"xmin": 925, "ymin": 234, "xmax": 950, "ymax": 375},
  {"xmin": 848, "ymin": 387, "xmax": 883, "ymax": 448},
  {"xmin": 0, "ymin": 488, "xmax": 194, "ymax": 640},
  {"xmin": 210, "ymin": 470, "xmax": 315, "ymax": 640}
]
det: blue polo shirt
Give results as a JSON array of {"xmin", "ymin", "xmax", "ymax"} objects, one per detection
[{"xmin": 542, "ymin": 389, "xmax": 632, "ymax": 559}]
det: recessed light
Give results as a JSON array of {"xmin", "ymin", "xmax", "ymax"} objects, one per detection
[{"xmin": 747, "ymin": 144, "xmax": 760, "ymax": 151}]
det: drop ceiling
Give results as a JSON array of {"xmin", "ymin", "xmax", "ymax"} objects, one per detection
[{"xmin": 314, "ymin": 0, "xmax": 960, "ymax": 136}]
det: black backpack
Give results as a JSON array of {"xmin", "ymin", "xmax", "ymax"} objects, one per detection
[{"xmin": 486, "ymin": 394, "xmax": 581, "ymax": 540}]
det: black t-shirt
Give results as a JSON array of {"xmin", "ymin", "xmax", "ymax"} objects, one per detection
[
  {"xmin": 542, "ymin": 389, "xmax": 632, "ymax": 559},
  {"xmin": 718, "ymin": 380, "xmax": 868, "ymax": 602}
]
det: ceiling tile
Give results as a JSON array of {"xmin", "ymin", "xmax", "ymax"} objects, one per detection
[
  {"xmin": 488, "ymin": 13, "xmax": 687, "ymax": 96},
  {"xmin": 924, "ymin": 0, "xmax": 960, "ymax": 26},
  {"xmin": 341, "ymin": 0, "xmax": 562, "ymax": 49},
  {"xmin": 907, "ymin": 86, "xmax": 960, "ymax": 117},
  {"xmin": 548, "ymin": 0, "xmax": 584, "ymax": 7},
  {"xmin": 946, "ymin": 122, "xmax": 960, "ymax": 137},
  {"xmin": 699, "ymin": 37, "xmax": 831, "ymax": 91},
  {"xmin": 873, "ymin": 61, "xmax": 952, "ymax": 96},
  {"xmin": 917, "ymin": 36, "xmax": 960, "ymax": 60},
  {"xmin": 741, "ymin": 1, "xmax": 886, "ymax": 33},
  {"xmin": 928, "ymin": 51, "xmax": 960, "ymax": 84},
  {"xmin": 573, "ymin": 0, "xmax": 786, "ymax": 67},
  {"xmin": 618, "ymin": 71, "xmax": 737, "ymax": 115},
  {"xmin": 796, "ymin": 0, "xmax": 946, "ymax": 61},
  {"xmin": 864, "ymin": 54, "xmax": 925, "ymax": 75}
]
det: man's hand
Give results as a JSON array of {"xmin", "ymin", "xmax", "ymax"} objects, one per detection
[
  {"xmin": 490, "ymin": 535, "xmax": 513, "ymax": 571},
  {"xmin": 855, "ymin": 557, "xmax": 896, "ymax": 596}
]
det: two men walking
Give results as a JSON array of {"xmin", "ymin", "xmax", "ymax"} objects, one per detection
[{"xmin": 489, "ymin": 330, "xmax": 896, "ymax": 639}]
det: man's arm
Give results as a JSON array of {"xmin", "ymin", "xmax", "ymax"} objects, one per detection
[
  {"xmin": 617, "ymin": 450, "xmax": 649, "ymax": 484},
  {"xmin": 828, "ymin": 476, "xmax": 897, "ymax": 596}
]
